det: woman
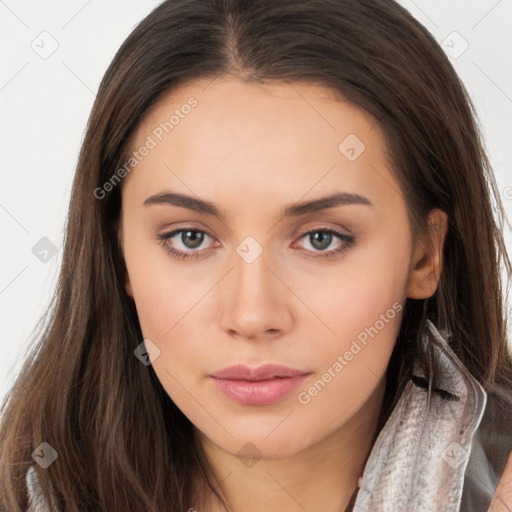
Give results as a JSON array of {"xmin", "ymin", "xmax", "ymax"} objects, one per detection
[{"xmin": 1, "ymin": 0, "xmax": 511, "ymax": 510}]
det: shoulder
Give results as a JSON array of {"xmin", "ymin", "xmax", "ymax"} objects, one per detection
[{"xmin": 488, "ymin": 450, "xmax": 512, "ymax": 511}]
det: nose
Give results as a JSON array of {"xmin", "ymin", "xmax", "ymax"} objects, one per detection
[{"xmin": 219, "ymin": 246, "xmax": 294, "ymax": 341}]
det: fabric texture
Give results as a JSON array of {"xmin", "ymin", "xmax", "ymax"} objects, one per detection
[
  {"xmin": 25, "ymin": 320, "xmax": 511, "ymax": 511},
  {"xmin": 353, "ymin": 319, "xmax": 509, "ymax": 511},
  {"xmin": 26, "ymin": 463, "xmax": 58, "ymax": 512}
]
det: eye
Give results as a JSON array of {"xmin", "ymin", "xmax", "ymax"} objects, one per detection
[
  {"xmin": 157, "ymin": 228, "xmax": 217, "ymax": 260},
  {"xmin": 294, "ymin": 228, "xmax": 355, "ymax": 259},
  {"xmin": 157, "ymin": 227, "xmax": 355, "ymax": 261}
]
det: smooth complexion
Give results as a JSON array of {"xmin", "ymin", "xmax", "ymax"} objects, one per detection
[{"xmin": 119, "ymin": 77, "xmax": 448, "ymax": 512}]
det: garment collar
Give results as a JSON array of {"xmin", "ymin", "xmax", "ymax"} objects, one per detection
[{"xmin": 354, "ymin": 319, "xmax": 487, "ymax": 511}]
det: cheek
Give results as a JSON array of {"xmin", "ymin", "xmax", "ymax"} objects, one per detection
[
  {"xmin": 130, "ymin": 268, "xmax": 211, "ymax": 360},
  {"xmin": 122, "ymin": 221, "xmax": 200, "ymax": 339},
  {"xmin": 293, "ymin": 233, "xmax": 408, "ymax": 414},
  {"xmin": 296, "ymin": 227, "xmax": 410, "ymax": 349},
  {"xmin": 124, "ymin": 246, "xmax": 219, "ymax": 382},
  {"xmin": 128, "ymin": 266, "xmax": 213, "ymax": 410}
]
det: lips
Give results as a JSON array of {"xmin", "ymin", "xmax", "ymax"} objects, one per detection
[
  {"xmin": 209, "ymin": 363, "xmax": 311, "ymax": 381},
  {"xmin": 209, "ymin": 364, "xmax": 312, "ymax": 405}
]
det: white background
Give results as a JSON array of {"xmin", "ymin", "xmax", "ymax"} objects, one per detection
[{"xmin": 1, "ymin": 0, "xmax": 511, "ymax": 404}]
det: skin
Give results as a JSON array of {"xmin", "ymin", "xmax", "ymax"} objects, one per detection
[{"xmin": 118, "ymin": 76, "xmax": 448, "ymax": 511}]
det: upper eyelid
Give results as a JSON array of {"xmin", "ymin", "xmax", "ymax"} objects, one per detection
[
  {"xmin": 292, "ymin": 228, "xmax": 352, "ymax": 249},
  {"xmin": 162, "ymin": 226, "xmax": 350, "ymax": 246}
]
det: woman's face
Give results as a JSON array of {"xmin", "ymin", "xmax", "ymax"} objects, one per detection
[{"xmin": 119, "ymin": 77, "xmax": 445, "ymax": 460}]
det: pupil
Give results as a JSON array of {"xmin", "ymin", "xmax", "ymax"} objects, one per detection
[
  {"xmin": 311, "ymin": 232, "xmax": 331, "ymax": 250},
  {"xmin": 182, "ymin": 230, "xmax": 204, "ymax": 249}
]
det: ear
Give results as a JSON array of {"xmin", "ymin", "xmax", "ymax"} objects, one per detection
[
  {"xmin": 406, "ymin": 208, "xmax": 448, "ymax": 299},
  {"xmin": 118, "ymin": 219, "xmax": 134, "ymax": 299}
]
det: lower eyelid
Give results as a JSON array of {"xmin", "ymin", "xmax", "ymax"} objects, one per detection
[{"xmin": 159, "ymin": 228, "xmax": 354, "ymax": 257}]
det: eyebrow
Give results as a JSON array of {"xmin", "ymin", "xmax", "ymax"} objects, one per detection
[{"xmin": 143, "ymin": 191, "xmax": 373, "ymax": 220}]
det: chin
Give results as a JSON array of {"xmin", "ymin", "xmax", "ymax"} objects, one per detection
[{"xmin": 204, "ymin": 428, "xmax": 314, "ymax": 461}]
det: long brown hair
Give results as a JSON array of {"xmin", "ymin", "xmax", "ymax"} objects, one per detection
[{"xmin": 1, "ymin": 0, "xmax": 511, "ymax": 510}]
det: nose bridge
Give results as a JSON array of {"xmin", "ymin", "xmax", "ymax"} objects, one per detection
[
  {"xmin": 219, "ymin": 235, "xmax": 293, "ymax": 339},
  {"xmin": 234, "ymin": 242, "xmax": 272, "ymax": 301},
  {"xmin": 232, "ymin": 239, "xmax": 278, "ymax": 313}
]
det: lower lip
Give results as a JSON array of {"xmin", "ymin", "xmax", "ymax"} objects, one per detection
[{"xmin": 210, "ymin": 374, "xmax": 311, "ymax": 405}]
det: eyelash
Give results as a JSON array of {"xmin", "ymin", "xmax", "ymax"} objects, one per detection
[{"xmin": 157, "ymin": 227, "xmax": 355, "ymax": 261}]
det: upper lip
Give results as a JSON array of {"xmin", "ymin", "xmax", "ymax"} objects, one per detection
[{"xmin": 209, "ymin": 364, "xmax": 311, "ymax": 381}]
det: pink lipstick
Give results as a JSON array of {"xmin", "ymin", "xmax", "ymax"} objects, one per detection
[{"xmin": 209, "ymin": 364, "xmax": 311, "ymax": 405}]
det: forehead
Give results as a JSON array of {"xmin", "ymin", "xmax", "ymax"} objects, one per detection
[
  {"xmin": 133, "ymin": 77, "xmax": 380, "ymax": 154},
  {"xmin": 123, "ymin": 77, "xmax": 403, "ymax": 214}
]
